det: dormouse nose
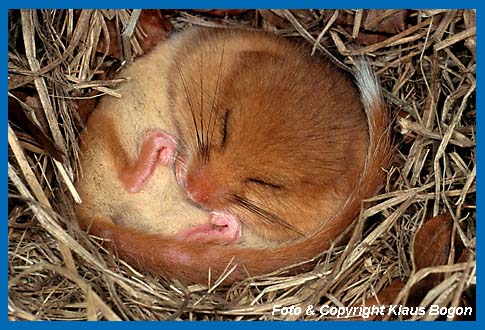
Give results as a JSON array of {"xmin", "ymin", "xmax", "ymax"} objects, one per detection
[{"xmin": 185, "ymin": 166, "xmax": 227, "ymax": 209}]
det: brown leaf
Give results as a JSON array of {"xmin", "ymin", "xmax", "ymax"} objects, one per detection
[
  {"xmin": 96, "ymin": 18, "xmax": 121, "ymax": 59},
  {"xmin": 96, "ymin": 10, "xmax": 170, "ymax": 59},
  {"xmin": 323, "ymin": 10, "xmax": 353, "ymax": 27},
  {"xmin": 353, "ymin": 31, "xmax": 389, "ymax": 46},
  {"xmin": 136, "ymin": 10, "xmax": 169, "ymax": 53},
  {"xmin": 348, "ymin": 279, "xmax": 405, "ymax": 320},
  {"xmin": 8, "ymin": 92, "xmax": 66, "ymax": 162},
  {"xmin": 288, "ymin": 10, "xmax": 315, "ymax": 25},
  {"xmin": 362, "ymin": 10, "xmax": 410, "ymax": 34},
  {"xmin": 323, "ymin": 10, "xmax": 409, "ymax": 46},
  {"xmin": 258, "ymin": 10, "xmax": 290, "ymax": 29},
  {"xmin": 24, "ymin": 95, "xmax": 49, "ymax": 132},
  {"xmin": 72, "ymin": 90, "xmax": 103, "ymax": 126},
  {"xmin": 414, "ymin": 213, "xmax": 453, "ymax": 270},
  {"xmin": 409, "ymin": 213, "xmax": 466, "ymax": 303}
]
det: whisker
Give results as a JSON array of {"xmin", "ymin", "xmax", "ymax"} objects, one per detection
[
  {"xmin": 198, "ymin": 45, "xmax": 205, "ymax": 159},
  {"xmin": 231, "ymin": 195, "xmax": 305, "ymax": 237},
  {"xmin": 208, "ymin": 41, "xmax": 226, "ymax": 155},
  {"xmin": 170, "ymin": 47, "xmax": 202, "ymax": 153}
]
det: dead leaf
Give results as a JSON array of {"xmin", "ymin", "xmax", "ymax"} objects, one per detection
[
  {"xmin": 258, "ymin": 10, "xmax": 290, "ymax": 29},
  {"xmin": 348, "ymin": 279, "xmax": 405, "ymax": 320},
  {"xmin": 353, "ymin": 31, "xmax": 389, "ymax": 46},
  {"xmin": 96, "ymin": 18, "xmax": 120, "ymax": 59},
  {"xmin": 136, "ymin": 10, "xmax": 169, "ymax": 53},
  {"xmin": 408, "ymin": 213, "xmax": 470, "ymax": 309},
  {"xmin": 362, "ymin": 10, "xmax": 410, "ymax": 34},
  {"xmin": 288, "ymin": 10, "xmax": 315, "ymax": 26},
  {"xmin": 8, "ymin": 92, "xmax": 66, "ymax": 162},
  {"xmin": 96, "ymin": 10, "xmax": 170, "ymax": 59},
  {"xmin": 323, "ymin": 10, "xmax": 409, "ymax": 46},
  {"xmin": 24, "ymin": 95, "xmax": 49, "ymax": 132},
  {"xmin": 72, "ymin": 90, "xmax": 103, "ymax": 126},
  {"xmin": 414, "ymin": 213, "xmax": 453, "ymax": 271}
]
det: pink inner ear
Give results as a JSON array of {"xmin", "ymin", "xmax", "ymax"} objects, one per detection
[
  {"xmin": 119, "ymin": 129, "xmax": 177, "ymax": 193},
  {"xmin": 176, "ymin": 211, "xmax": 241, "ymax": 244}
]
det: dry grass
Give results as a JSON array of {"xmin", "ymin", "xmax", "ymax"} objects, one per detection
[{"xmin": 8, "ymin": 9, "xmax": 476, "ymax": 320}]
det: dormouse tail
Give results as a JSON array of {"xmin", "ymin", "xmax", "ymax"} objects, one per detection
[
  {"xmin": 82, "ymin": 59, "xmax": 391, "ymax": 285},
  {"xmin": 352, "ymin": 59, "xmax": 392, "ymax": 204}
]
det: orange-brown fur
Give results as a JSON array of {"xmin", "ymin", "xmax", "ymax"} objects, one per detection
[
  {"xmin": 75, "ymin": 28, "xmax": 391, "ymax": 285},
  {"xmin": 169, "ymin": 29, "xmax": 368, "ymax": 241}
]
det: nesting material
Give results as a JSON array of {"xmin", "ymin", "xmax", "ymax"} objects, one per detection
[{"xmin": 8, "ymin": 9, "xmax": 475, "ymax": 320}]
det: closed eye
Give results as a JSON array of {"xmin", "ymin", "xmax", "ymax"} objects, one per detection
[
  {"xmin": 220, "ymin": 110, "xmax": 229, "ymax": 147},
  {"xmin": 246, "ymin": 178, "xmax": 284, "ymax": 189}
]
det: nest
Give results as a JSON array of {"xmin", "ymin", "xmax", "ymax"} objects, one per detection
[{"xmin": 8, "ymin": 9, "xmax": 476, "ymax": 320}]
